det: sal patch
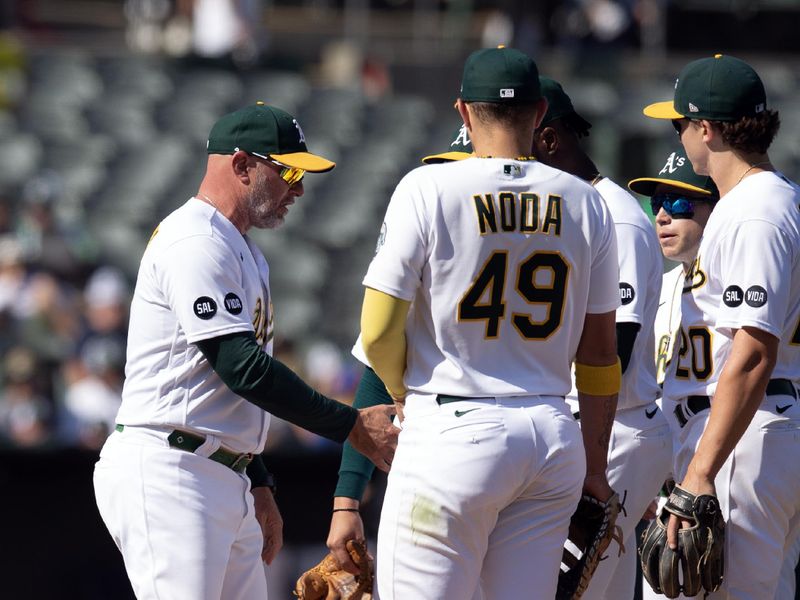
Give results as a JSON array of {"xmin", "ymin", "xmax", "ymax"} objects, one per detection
[
  {"xmin": 619, "ymin": 282, "xmax": 635, "ymax": 305},
  {"xmin": 745, "ymin": 285, "xmax": 767, "ymax": 307},
  {"xmin": 224, "ymin": 292, "xmax": 243, "ymax": 315},
  {"xmin": 723, "ymin": 285, "xmax": 743, "ymax": 307},
  {"xmin": 193, "ymin": 296, "xmax": 217, "ymax": 320}
]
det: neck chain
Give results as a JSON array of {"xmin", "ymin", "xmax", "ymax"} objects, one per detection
[
  {"xmin": 735, "ymin": 161, "xmax": 771, "ymax": 186},
  {"xmin": 197, "ymin": 192, "xmax": 219, "ymax": 210},
  {"xmin": 476, "ymin": 155, "xmax": 537, "ymax": 161},
  {"xmin": 589, "ymin": 173, "xmax": 603, "ymax": 187}
]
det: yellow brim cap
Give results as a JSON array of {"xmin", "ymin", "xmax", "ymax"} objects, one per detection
[
  {"xmin": 643, "ymin": 100, "xmax": 685, "ymax": 120},
  {"xmin": 627, "ymin": 177, "xmax": 713, "ymax": 197},
  {"xmin": 270, "ymin": 151, "xmax": 336, "ymax": 172},
  {"xmin": 421, "ymin": 151, "xmax": 473, "ymax": 165}
]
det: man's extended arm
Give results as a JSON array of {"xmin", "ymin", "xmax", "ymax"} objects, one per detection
[{"xmin": 575, "ymin": 310, "xmax": 620, "ymax": 499}]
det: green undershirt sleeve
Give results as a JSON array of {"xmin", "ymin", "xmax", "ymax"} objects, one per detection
[
  {"xmin": 616, "ymin": 322, "xmax": 641, "ymax": 374},
  {"xmin": 245, "ymin": 454, "xmax": 270, "ymax": 489},
  {"xmin": 195, "ymin": 332, "xmax": 358, "ymax": 443},
  {"xmin": 334, "ymin": 366, "xmax": 393, "ymax": 501}
]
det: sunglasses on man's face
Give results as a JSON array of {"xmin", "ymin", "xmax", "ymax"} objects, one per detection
[
  {"xmin": 249, "ymin": 152, "xmax": 306, "ymax": 186},
  {"xmin": 650, "ymin": 193, "xmax": 707, "ymax": 219}
]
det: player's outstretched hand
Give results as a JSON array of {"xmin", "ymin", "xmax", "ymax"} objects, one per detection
[
  {"xmin": 348, "ymin": 404, "xmax": 399, "ymax": 473},
  {"xmin": 327, "ymin": 506, "xmax": 368, "ymax": 575}
]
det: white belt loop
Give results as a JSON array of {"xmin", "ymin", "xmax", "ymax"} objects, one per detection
[{"xmin": 192, "ymin": 433, "xmax": 222, "ymax": 458}]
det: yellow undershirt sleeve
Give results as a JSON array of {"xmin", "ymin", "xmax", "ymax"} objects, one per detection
[{"xmin": 360, "ymin": 288, "xmax": 411, "ymax": 398}]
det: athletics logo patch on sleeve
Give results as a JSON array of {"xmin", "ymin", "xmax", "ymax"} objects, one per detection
[
  {"xmin": 193, "ymin": 296, "xmax": 217, "ymax": 320},
  {"xmin": 224, "ymin": 293, "xmax": 243, "ymax": 315}
]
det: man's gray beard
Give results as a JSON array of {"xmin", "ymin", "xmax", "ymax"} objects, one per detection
[{"xmin": 247, "ymin": 178, "xmax": 284, "ymax": 230}]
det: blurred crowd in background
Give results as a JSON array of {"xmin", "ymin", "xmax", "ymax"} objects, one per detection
[{"xmin": 0, "ymin": 0, "xmax": 798, "ymax": 457}]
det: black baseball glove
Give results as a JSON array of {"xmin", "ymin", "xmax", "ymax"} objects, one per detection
[
  {"xmin": 639, "ymin": 485, "xmax": 725, "ymax": 599},
  {"xmin": 556, "ymin": 491, "xmax": 625, "ymax": 600}
]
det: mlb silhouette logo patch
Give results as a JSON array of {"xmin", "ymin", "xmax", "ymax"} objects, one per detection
[
  {"xmin": 503, "ymin": 164, "xmax": 521, "ymax": 176},
  {"xmin": 500, "ymin": 88, "xmax": 515, "ymax": 98}
]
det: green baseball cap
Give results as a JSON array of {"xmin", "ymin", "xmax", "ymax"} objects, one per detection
[
  {"xmin": 644, "ymin": 54, "xmax": 767, "ymax": 122},
  {"xmin": 628, "ymin": 147, "xmax": 719, "ymax": 197},
  {"xmin": 207, "ymin": 102, "xmax": 335, "ymax": 172},
  {"xmin": 421, "ymin": 124, "xmax": 473, "ymax": 164},
  {"xmin": 538, "ymin": 76, "xmax": 592, "ymax": 132},
  {"xmin": 460, "ymin": 46, "xmax": 541, "ymax": 104}
]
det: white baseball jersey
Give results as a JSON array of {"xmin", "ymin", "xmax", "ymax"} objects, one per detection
[
  {"xmin": 363, "ymin": 157, "xmax": 620, "ymax": 398},
  {"xmin": 566, "ymin": 177, "xmax": 662, "ymax": 411},
  {"xmin": 115, "ymin": 197, "xmax": 274, "ymax": 454},
  {"xmin": 663, "ymin": 171, "xmax": 800, "ymax": 402},
  {"xmin": 654, "ymin": 265, "xmax": 683, "ymax": 386}
]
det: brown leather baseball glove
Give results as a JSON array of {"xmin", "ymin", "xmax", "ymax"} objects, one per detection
[
  {"xmin": 294, "ymin": 539, "xmax": 374, "ymax": 600},
  {"xmin": 639, "ymin": 485, "xmax": 725, "ymax": 599}
]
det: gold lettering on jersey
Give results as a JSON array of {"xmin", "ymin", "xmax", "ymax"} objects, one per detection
[
  {"xmin": 474, "ymin": 194, "xmax": 497, "ymax": 234},
  {"xmin": 542, "ymin": 194, "xmax": 562, "ymax": 236},
  {"xmin": 147, "ymin": 225, "xmax": 160, "ymax": 246},
  {"xmin": 520, "ymin": 193, "xmax": 539, "ymax": 233},
  {"xmin": 266, "ymin": 301, "xmax": 274, "ymax": 345},
  {"xmin": 253, "ymin": 297, "xmax": 268, "ymax": 347},
  {"xmin": 473, "ymin": 192, "xmax": 562, "ymax": 236},
  {"xmin": 499, "ymin": 192, "xmax": 516, "ymax": 231},
  {"xmin": 655, "ymin": 333, "xmax": 671, "ymax": 385},
  {"xmin": 683, "ymin": 256, "xmax": 707, "ymax": 292}
]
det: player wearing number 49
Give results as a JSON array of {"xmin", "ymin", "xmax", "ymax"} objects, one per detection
[
  {"xmin": 644, "ymin": 54, "xmax": 800, "ymax": 599},
  {"xmin": 532, "ymin": 76, "xmax": 672, "ymax": 600},
  {"xmin": 359, "ymin": 46, "xmax": 622, "ymax": 599}
]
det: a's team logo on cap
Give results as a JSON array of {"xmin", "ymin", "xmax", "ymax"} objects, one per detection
[
  {"xmin": 292, "ymin": 119, "xmax": 306, "ymax": 143},
  {"xmin": 619, "ymin": 282, "xmax": 635, "ymax": 305},
  {"xmin": 224, "ymin": 292, "xmax": 243, "ymax": 315},
  {"xmin": 723, "ymin": 285, "xmax": 743, "ymax": 307},
  {"xmin": 193, "ymin": 296, "xmax": 218, "ymax": 320},
  {"xmin": 688, "ymin": 102, "xmax": 699, "ymax": 113},
  {"xmin": 745, "ymin": 285, "xmax": 767, "ymax": 307},
  {"xmin": 452, "ymin": 125, "xmax": 471, "ymax": 148},
  {"xmin": 500, "ymin": 88, "xmax": 515, "ymax": 98},
  {"xmin": 659, "ymin": 152, "xmax": 685, "ymax": 175}
]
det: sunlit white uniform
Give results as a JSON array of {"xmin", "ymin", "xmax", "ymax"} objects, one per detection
[
  {"xmin": 94, "ymin": 197, "xmax": 274, "ymax": 600},
  {"xmin": 664, "ymin": 172, "xmax": 800, "ymax": 600},
  {"xmin": 363, "ymin": 158, "xmax": 620, "ymax": 599},
  {"xmin": 565, "ymin": 178, "xmax": 671, "ymax": 600}
]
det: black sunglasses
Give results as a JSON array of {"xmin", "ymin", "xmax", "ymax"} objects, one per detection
[
  {"xmin": 671, "ymin": 118, "xmax": 692, "ymax": 136},
  {"xmin": 650, "ymin": 193, "xmax": 712, "ymax": 219}
]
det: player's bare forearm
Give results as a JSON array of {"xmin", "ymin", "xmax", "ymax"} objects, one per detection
[
  {"xmin": 327, "ymin": 500, "xmax": 366, "ymax": 575},
  {"xmin": 684, "ymin": 326, "xmax": 778, "ymax": 488},
  {"xmin": 577, "ymin": 391, "xmax": 617, "ymax": 478},
  {"xmin": 575, "ymin": 310, "xmax": 619, "ymax": 482}
]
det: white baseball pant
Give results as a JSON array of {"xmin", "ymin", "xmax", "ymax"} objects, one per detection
[
  {"xmin": 93, "ymin": 426, "xmax": 268, "ymax": 600},
  {"xmin": 376, "ymin": 393, "xmax": 585, "ymax": 600}
]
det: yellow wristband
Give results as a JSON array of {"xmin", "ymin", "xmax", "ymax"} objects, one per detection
[{"xmin": 575, "ymin": 358, "xmax": 621, "ymax": 396}]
